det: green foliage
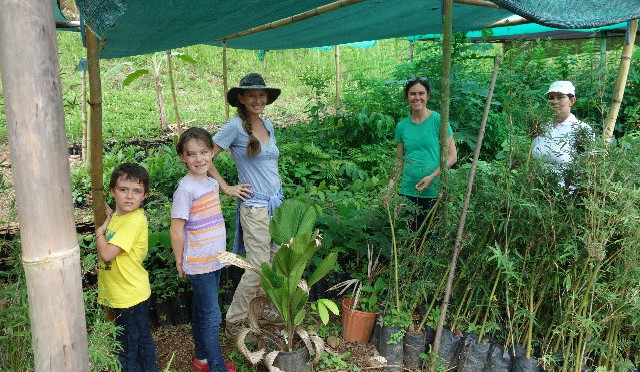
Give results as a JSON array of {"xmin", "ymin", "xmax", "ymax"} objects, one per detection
[
  {"xmin": 317, "ymin": 351, "xmax": 361, "ymax": 372},
  {"xmin": 260, "ymin": 200, "xmax": 339, "ymax": 351},
  {"xmin": 358, "ymin": 276, "xmax": 387, "ymax": 313},
  {"xmin": 147, "ymin": 230, "xmax": 187, "ymax": 300},
  {"xmin": 269, "ymin": 199, "xmax": 320, "ymax": 245},
  {"xmin": 0, "ymin": 270, "xmax": 33, "ymax": 371},
  {"xmin": 0, "ymin": 238, "xmax": 122, "ymax": 372}
]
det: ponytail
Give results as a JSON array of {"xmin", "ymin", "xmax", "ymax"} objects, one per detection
[{"xmin": 237, "ymin": 104, "xmax": 261, "ymax": 157}]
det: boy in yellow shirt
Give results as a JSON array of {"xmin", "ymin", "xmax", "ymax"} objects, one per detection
[{"xmin": 95, "ymin": 163, "xmax": 158, "ymax": 371}]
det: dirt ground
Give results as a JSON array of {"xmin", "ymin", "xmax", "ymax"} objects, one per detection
[{"xmin": 154, "ymin": 323, "xmax": 389, "ymax": 372}]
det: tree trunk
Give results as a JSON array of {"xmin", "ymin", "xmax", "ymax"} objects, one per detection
[
  {"xmin": 166, "ymin": 50, "xmax": 182, "ymax": 136},
  {"xmin": 0, "ymin": 2, "xmax": 89, "ymax": 370},
  {"xmin": 156, "ymin": 76, "xmax": 169, "ymax": 132}
]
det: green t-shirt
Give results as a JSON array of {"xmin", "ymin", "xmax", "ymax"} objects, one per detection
[{"xmin": 395, "ymin": 112, "xmax": 453, "ymax": 198}]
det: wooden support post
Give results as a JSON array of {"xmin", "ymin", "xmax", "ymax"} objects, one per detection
[
  {"xmin": 603, "ymin": 19, "xmax": 637, "ymax": 144},
  {"xmin": 432, "ymin": 0, "xmax": 453, "ymax": 358},
  {"xmin": 167, "ymin": 50, "xmax": 182, "ymax": 136},
  {"xmin": 86, "ymin": 26, "xmax": 107, "ymax": 227},
  {"xmin": 335, "ymin": 45, "xmax": 341, "ymax": 105},
  {"xmin": 223, "ymin": 40, "xmax": 229, "ymax": 120},
  {"xmin": 0, "ymin": 1, "xmax": 89, "ymax": 370}
]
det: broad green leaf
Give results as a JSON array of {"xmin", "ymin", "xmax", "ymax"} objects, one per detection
[
  {"xmin": 122, "ymin": 69, "xmax": 149, "ymax": 87},
  {"xmin": 316, "ymin": 301, "xmax": 330, "ymax": 324},
  {"xmin": 308, "ymin": 252, "xmax": 338, "ymax": 287}
]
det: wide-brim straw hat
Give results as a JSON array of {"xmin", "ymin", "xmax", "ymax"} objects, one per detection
[{"xmin": 227, "ymin": 73, "xmax": 281, "ymax": 107}]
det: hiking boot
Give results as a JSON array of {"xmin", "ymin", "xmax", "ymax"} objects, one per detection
[{"xmin": 193, "ymin": 358, "xmax": 209, "ymax": 372}]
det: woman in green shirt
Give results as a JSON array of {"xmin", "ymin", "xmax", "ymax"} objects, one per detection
[{"xmin": 387, "ymin": 77, "xmax": 457, "ymax": 232}]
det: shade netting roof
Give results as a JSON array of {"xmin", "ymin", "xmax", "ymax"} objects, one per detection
[
  {"xmin": 75, "ymin": 0, "xmax": 640, "ymax": 59},
  {"xmin": 410, "ymin": 22, "xmax": 632, "ymax": 42}
]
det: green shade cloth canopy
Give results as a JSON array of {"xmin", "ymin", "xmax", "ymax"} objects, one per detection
[
  {"xmin": 75, "ymin": 0, "xmax": 640, "ymax": 58},
  {"xmin": 410, "ymin": 22, "xmax": 631, "ymax": 42}
]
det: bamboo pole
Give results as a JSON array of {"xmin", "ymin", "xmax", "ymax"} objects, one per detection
[
  {"xmin": 433, "ymin": 55, "xmax": 501, "ymax": 356},
  {"xmin": 488, "ymin": 16, "xmax": 530, "ymax": 28},
  {"xmin": 453, "ymin": 0, "xmax": 500, "ymax": 8},
  {"xmin": 167, "ymin": 50, "xmax": 182, "ymax": 136},
  {"xmin": 432, "ymin": 0, "xmax": 454, "ymax": 357},
  {"xmin": 213, "ymin": 0, "xmax": 363, "ymax": 42},
  {"xmin": 334, "ymin": 45, "xmax": 341, "ymax": 105},
  {"xmin": 81, "ymin": 69, "xmax": 88, "ymax": 163},
  {"xmin": 223, "ymin": 40, "xmax": 229, "ymax": 120},
  {"xmin": 603, "ymin": 19, "xmax": 637, "ymax": 144},
  {"xmin": 0, "ymin": 1, "xmax": 90, "ymax": 370},
  {"xmin": 86, "ymin": 26, "xmax": 107, "ymax": 227}
]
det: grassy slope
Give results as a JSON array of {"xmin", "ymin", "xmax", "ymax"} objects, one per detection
[{"xmin": 0, "ymin": 32, "xmax": 406, "ymax": 145}]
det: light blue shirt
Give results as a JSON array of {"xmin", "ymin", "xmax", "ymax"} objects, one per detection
[{"xmin": 213, "ymin": 116, "xmax": 281, "ymax": 207}]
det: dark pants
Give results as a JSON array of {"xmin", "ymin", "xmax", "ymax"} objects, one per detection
[
  {"xmin": 114, "ymin": 299, "xmax": 159, "ymax": 372},
  {"xmin": 189, "ymin": 270, "xmax": 227, "ymax": 372},
  {"xmin": 403, "ymin": 195, "xmax": 438, "ymax": 235}
]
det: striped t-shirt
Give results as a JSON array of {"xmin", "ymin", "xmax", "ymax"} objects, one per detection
[{"xmin": 171, "ymin": 176, "xmax": 226, "ymax": 275}]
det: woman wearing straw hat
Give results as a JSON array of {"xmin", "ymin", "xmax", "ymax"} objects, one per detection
[{"xmin": 209, "ymin": 73, "xmax": 284, "ymax": 338}]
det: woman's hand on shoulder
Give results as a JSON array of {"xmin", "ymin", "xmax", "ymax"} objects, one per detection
[{"xmin": 222, "ymin": 183, "xmax": 253, "ymax": 201}]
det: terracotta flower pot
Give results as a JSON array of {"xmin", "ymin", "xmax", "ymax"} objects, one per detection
[{"xmin": 341, "ymin": 298, "xmax": 378, "ymax": 343}]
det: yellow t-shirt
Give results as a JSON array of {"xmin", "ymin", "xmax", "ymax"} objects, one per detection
[{"xmin": 97, "ymin": 208, "xmax": 151, "ymax": 308}]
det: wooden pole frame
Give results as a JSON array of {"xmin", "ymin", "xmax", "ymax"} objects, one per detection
[
  {"xmin": 213, "ymin": 0, "xmax": 363, "ymax": 42},
  {"xmin": 335, "ymin": 45, "xmax": 341, "ymax": 105},
  {"xmin": 0, "ymin": 1, "xmax": 89, "ymax": 369},
  {"xmin": 223, "ymin": 40, "xmax": 229, "ymax": 120},
  {"xmin": 86, "ymin": 26, "xmax": 107, "ymax": 227},
  {"xmin": 603, "ymin": 19, "xmax": 638, "ymax": 144},
  {"xmin": 432, "ymin": 0, "xmax": 454, "ymax": 357},
  {"xmin": 167, "ymin": 49, "xmax": 183, "ymax": 136}
]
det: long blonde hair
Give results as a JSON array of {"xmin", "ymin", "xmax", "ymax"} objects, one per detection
[{"xmin": 237, "ymin": 103, "xmax": 261, "ymax": 157}]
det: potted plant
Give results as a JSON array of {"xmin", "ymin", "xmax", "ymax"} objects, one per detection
[
  {"xmin": 330, "ymin": 245, "xmax": 387, "ymax": 343},
  {"xmin": 219, "ymin": 199, "xmax": 339, "ymax": 371}
]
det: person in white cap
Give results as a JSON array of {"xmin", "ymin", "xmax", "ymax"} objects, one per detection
[{"xmin": 531, "ymin": 81, "xmax": 593, "ymax": 185}]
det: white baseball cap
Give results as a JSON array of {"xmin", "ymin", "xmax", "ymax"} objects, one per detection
[{"xmin": 546, "ymin": 81, "xmax": 575, "ymax": 96}]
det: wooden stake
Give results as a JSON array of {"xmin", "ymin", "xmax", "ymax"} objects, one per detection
[
  {"xmin": 167, "ymin": 50, "xmax": 182, "ymax": 136},
  {"xmin": 432, "ymin": 0, "xmax": 454, "ymax": 359},
  {"xmin": 335, "ymin": 45, "xmax": 341, "ymax": 105},
  {"xmin": 0, "ymin": 1, "xmax": 89, "ymax": 369},
  {"xmin": 223, "ymin": 40, "xmax": 229, "ymax": 120},
  {"xmin": 86, "ymin": 26, "xmax": 107, "ymax": 227},
  {"xmin": 603, "ymin": 19, "xmax": 637, "ymax": 144}
]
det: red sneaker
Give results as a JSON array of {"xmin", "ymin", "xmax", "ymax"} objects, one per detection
[
  {"xmin": 225, "ymin": 361, "xmax": 237, "ymax": 372},
  {"xmin": 193, "ymin": 358, "xmax": 209, "ymax": 372}
]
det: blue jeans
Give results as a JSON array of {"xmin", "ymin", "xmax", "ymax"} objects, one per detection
[
  {"xmin": 114, "ymin": 299, "xmax": 158, "ymax": 372},
  {"xmin": 189, "ymin": 270, "xmax": 227, "ymax": 372}
]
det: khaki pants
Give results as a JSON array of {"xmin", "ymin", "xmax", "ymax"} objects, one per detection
[{"xmin": 225, "ymin": 206, "xmax": 277, "ymax": 323}]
